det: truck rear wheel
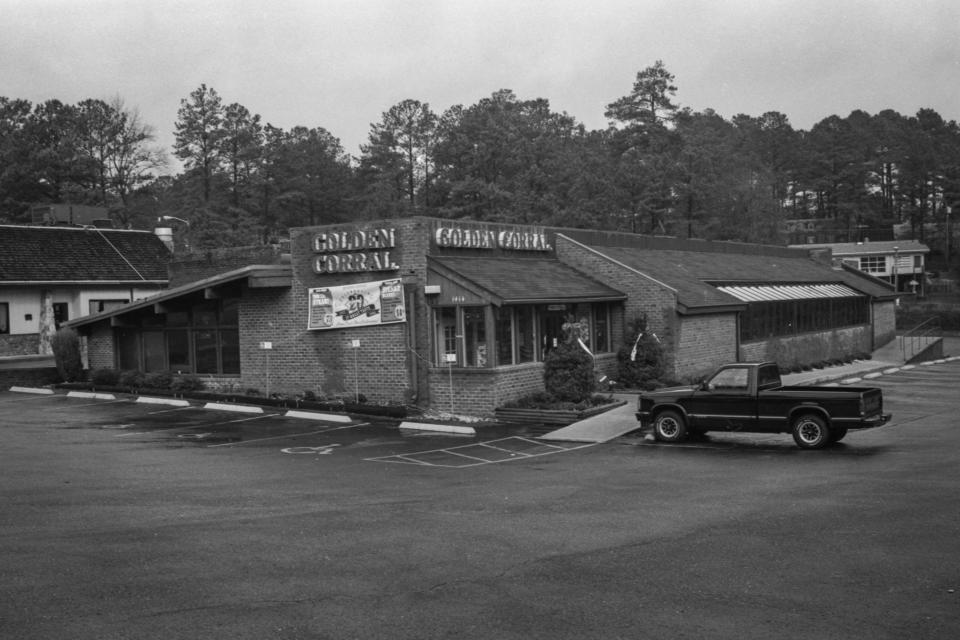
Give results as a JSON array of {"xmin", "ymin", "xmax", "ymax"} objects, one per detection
[
  {"xmin": 792, "ymin": 414, "xmax": 830, "ymax": 449},
  {"xmin": 654, "ymin": 410, "xmax": 688, "ymax": 443}
]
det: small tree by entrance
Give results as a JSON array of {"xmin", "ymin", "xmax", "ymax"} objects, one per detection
[{"xmin": 543, "ymin": 317, "xmax": 595, "ymax": 402}]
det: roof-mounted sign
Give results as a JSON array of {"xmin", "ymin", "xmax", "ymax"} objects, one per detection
[
  {"xmin": 433, "ymin": 224, "xmax": 552, "ymax": 251},
  {"xmin": 312, "ymin": 227, "xmax": 400, "ymax": 274}
]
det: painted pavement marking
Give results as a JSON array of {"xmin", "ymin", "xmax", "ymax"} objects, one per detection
[{"xmin": 365, "ymin": 436, "xmax": 595, "ymax": 468}]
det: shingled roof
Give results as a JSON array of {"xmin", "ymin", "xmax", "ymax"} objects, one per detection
[
  {"xmin": 429, "ymin": 256, "xmax": 626, "ymax": 305},
  {"xmin": 575, "ymin": 243, "xmax": 896, "ymax": 313},
  {"xmin": 0, "ymin": 225, "xmax": 171, "ymax": 283}
]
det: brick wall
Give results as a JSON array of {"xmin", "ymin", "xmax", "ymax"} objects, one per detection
[
  {"xmin": 85, "ymin": 324, "xmax": 115, "ymax": 371},
  {"xmin": 556, "ymin": 235, "xmax": 681, "ymax": 378},
  {"xmin": 674, "ymin": 314, "xmax": 739, "ymax": 381},
  {"xmin": 273, "ymin": 218, "xmax": 433, "ymax": 406}
]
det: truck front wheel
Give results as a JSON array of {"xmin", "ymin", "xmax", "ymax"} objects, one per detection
[
  {"xmin": 792, "ymin": 414, "xmax": 830, "ymax": 449},
  {"xmin": 654, "ymin": 410, "xmax": 688, "ymax": 443}
]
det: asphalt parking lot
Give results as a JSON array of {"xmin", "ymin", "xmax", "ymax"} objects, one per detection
[{"xmin": 2, "ymin": 359, "xmax": 960, "ymax": 640}]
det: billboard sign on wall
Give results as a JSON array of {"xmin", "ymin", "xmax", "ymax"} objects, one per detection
[{"xmin": 307, "ymin": 278, "xmax": 406, "ymax": 330}]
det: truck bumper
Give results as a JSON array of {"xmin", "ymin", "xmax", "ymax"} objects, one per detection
[{"xmin": 862, "ymin": 413, "xmax": 892, "ymax": 428}]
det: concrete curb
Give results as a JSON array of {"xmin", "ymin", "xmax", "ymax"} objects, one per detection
[
  {"xmin": 284, "ymin": 410, "xmax": 352, "ymax": 423},
  {"xmin": 137, "ymin": 396, "xmax": 190, "ymax": 407},
  {"xmin": 202, "ymin": 402, "xmax": 263, "ymax": 414},
  {"xmin": 67, "ymin": 391, "xmax": 116, "ymax": 400},
  {"xmin": 8, "ymin": 386, "xmax": 54, "ymax": 395},
  {"xmin": 398, "ymin": 421, "xmax": 476, "ymax": 435}
]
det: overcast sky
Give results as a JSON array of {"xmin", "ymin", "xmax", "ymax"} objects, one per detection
[{"xmin": 2, "ymin": 0, "xmax": 959, "ymax": 175}]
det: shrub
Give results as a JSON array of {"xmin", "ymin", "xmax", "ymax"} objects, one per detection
[
  {"xmin": 91, "ymin": 368, "xmax": 121, "ymax": 386},
  {"xmin": 143, "ymin": 371, "xmax": 173, "ymax": 389},
  {"xmin": 617, "ymin": 316, "xmax": 666, "ymax": 390},
  {"xmin": 171, "ymin": 374, "xmax": 204, "ymax": 393},
  {"xmin": 118, "ymin": 370, "xmax": 144, "ymax": 388},
  {"xmin": 51, "ymin": 328, "xmax": 84, "ymax": 382},
  {"xmin": 543, "ymin": 319, "xmax": 595, "ymax": 403}
]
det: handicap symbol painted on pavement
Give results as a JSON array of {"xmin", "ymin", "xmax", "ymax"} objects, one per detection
[{"xmin": 282, "ymin": 444, "xmax": 341, "ymax": 455}]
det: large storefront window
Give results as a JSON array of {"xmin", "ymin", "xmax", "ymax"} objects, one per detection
[
  {"xmin": 741, "ymin": 297, "xmax": 869, "ymax": 341},
  {"xmin": 433, "ymin": 302, "xmax": 613, "ymax": 367},
  {"xmin": 114, "ymin": 298, "xmax": 240, "ymax": 374}
]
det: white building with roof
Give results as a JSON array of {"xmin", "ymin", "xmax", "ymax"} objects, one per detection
[{"xmin": 789, "ymin": 240, "xmax": 929, "ymax": 296}]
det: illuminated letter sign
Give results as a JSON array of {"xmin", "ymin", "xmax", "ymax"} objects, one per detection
[
  {"xmin": 434, "ymin": 225, "xmax": 552, "ymax": 251},
  {"xmin": 312, "ymin": 227, "xmax": 399, "ymax": 274}
]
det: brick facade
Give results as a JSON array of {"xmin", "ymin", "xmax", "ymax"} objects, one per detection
[
  {"xmin": 65, "ymin": 216, "xmax": 900, "ymax": 417},
  {"xmin": 675, "ymin": 314, "xmax": 739, "ymax": 381}
]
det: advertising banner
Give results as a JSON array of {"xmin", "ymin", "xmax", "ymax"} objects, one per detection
[{"xmin": 307, "ymin": 278, "xmax": 406, "ymax": 330}]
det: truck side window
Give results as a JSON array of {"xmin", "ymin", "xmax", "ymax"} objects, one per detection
[
  {"xmin": 708, "ymin": 368, "xmax": 749, "ymax": 391},
  {"xmin": 758, "ymin": 367, "xmax": 781, "ymax": 389}
]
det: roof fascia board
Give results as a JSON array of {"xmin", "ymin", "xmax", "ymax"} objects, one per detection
[
  {"xmin": 65, "ymin": 264, "xmax": 291, "ymax": 328},
  {"xmin": 555, "ymin": 233, "xmax": 680, "ymax": 294}
]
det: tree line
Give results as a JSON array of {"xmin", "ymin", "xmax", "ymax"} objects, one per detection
[{"xmin": 2, "ymin": 61, "xmax": 958, "ymax": 254}]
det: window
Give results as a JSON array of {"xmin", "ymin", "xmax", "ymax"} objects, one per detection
[
  {"xmin": 740, "ymin": 297, "xmax": 869, "ymax": 342},
  {"xmin": 708, "ymin": 367, "xmax": 749, "ymax": 391},
  {"xmin": 495, "ymin": 307, "xmax": 514, "ymax": 365},
  {"xmin": 432, "ymin": 302, "xmax": 614, "ymax": 367},
  {"xmin": 112, "ymin": 298, "xmax": 240, "ymax": 374},
  {"xmin": 1, "ymin": 302, "xmax": 9, "ymax": 334},
  {"xmin": 52, "ymin": 303, "xmax": 69, "ymax": 329},
  {"xmin": 859, "ymin": 256, "xmax": 885, "ymax": 273},
  {"xmin": 463, "ymin": 307, "xmax": 487, "ymax": 367}
]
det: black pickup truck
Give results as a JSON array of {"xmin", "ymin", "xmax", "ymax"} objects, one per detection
[{"xmin": 635, "ymin": 362, "xmax": 891, "ymax": 449}]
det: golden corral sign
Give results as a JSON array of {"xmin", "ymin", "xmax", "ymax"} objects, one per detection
[
  {"xmin": 307, "ymin": 278, "xmax": 406, "ymax": 331},
  {"xmin": 312, "ymin": 228, "xmax": 399, "ymax": 274},
  {"xmin": 434, "ymin": 224, "xmax": 553, "ymax": 251}
]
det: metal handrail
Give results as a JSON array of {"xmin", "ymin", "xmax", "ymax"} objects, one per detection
[{"xmin": 900, "ymin": 316, "xmax": 942, "ymax": 362}]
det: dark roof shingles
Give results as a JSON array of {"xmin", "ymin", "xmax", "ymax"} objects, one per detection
[{"xmin": 0, "ymin": 226, "xmax": 170, "ymax": 282}]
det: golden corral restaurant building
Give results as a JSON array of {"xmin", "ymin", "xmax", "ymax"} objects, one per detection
[{"xmin": 68, "ymin": 217, "xmax": 898, "ymax": 416}]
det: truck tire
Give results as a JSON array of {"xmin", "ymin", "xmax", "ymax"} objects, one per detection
[
  {"xmin": 792, "ymin": 414, "xmax": 830, "ymax": 449},
  {"xmin": 654, "ymin": 410, "xmax": 688, "ymax": 443}
]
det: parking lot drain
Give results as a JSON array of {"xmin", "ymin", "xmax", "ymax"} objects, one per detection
[{"xmin": 203, "ymin": 402, "xmax": 263, "ymax": 414}]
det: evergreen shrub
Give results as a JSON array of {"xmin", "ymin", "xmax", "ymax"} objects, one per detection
[{"xmin": 51, "ymin": 328, "xmax": 84, "ymax": 382}]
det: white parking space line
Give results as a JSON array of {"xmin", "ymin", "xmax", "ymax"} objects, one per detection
[{"xmin": 365, "ymin": 436, "xmax": 596, "ymax": 467}]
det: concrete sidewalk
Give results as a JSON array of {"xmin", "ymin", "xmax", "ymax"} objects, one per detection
[{"xmin": 539, "ymin": 337, "xmax": 959, "ymax": 444}]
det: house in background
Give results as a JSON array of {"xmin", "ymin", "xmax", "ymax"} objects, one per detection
[
  {"xmin": 789, "ymin": 240, "xmax": 930, "ymax": 296},
  {"xmin": 0, "ymin": 225, "xmax": 170, "ymax": 358}
]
